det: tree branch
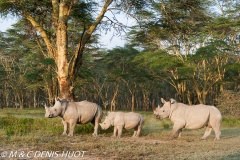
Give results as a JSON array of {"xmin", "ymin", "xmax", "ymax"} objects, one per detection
[{"xmin": 22, "ymin": 11, "xmax": 57, "ymax": 59}]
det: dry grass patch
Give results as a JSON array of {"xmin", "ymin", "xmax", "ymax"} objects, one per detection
[{"xmin": 1, "ymin": 109, "xmax": 240, "ymax": 159}]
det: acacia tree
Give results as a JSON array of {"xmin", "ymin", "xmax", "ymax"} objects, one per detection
[
  {"xmin": 0, "ymin": 0, "xmax": 149, "ymax": 100},
  {"xmin": 0, "ymin": 29, "xmax": 30, "ymax": 109}
]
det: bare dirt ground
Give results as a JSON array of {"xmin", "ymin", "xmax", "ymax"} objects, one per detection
[{"xmin": 1, "ymin": 127, "xmax": 240, "ymax": 160}]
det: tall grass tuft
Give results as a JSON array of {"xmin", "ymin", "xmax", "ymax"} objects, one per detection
[
  {"xmin": 0, "ymin": 116, "xmax": 99, "ymax": 136},
  {"xmin": 0, "ymin": 116, "xmax": 35, "ymax": 136},
  {"xmin": 161, "ymin": 120, "xmax": 170, "ymax": 129},
  {"xmin": 222, "ymin": 117, "xmax": 240, "ymax": 127},
  {"xmin": 74, "ymin": 123, "xmax": 94, "ymax": 134}
]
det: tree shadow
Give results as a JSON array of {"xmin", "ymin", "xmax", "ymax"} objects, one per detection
[{"xmin": 220, "ymin": 153, "xmax": 240, "ymax": 160}]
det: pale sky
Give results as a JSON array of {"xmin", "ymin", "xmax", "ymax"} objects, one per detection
[
  {"xmin": 0, "ymin": 16, "xmax": 132, "ymax": 49},
  {"xmin": 0, "ymin": 18, "xmax": 15, "ymax": 31}
]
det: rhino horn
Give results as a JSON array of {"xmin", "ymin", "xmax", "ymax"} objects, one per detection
[
  {"xmin": 152, "ymin": 99, "xmax": 157, "ymax": 111},
  {"xmin": 44, "ymin": 103, "xmax": 48, "ymax": 109}
]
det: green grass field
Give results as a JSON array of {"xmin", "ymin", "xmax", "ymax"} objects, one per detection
[{"xmin": 0, "ymin": 108, "xmax": 240, "ymax": 159}]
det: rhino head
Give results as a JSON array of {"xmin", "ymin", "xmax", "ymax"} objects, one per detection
[
  {"xmin": 44, "ymin": 104, "xmax": 55, "ymax": 118},
  {"xmin": 99, "ymin": 113, "xmax": 111, "ymax": 130},
  {"xmin": 44, "ymin": 97, "xmax": 65, "ymax": 118},
  {"xmin": 153, "ymin": 98, "xmax": 176, "ymax": 119}
]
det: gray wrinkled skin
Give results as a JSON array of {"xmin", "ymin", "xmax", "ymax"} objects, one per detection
[
  {"xmin": 45, "ymin": 98, "xmax": 102, "ymax": 136},
  {"xmin": 153, "ymin": 98, "xmax": 222, "ymax": 140},
  {"xmin": 100, "ymin": 112, "xmax": 144, "ymax": 138}
]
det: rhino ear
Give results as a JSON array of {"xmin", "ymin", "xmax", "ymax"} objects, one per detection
[
  {"xmin": 55, "ymin": 97, "xmax": 61, "ymax": 102},
  {"xmin": 170, "ymin": 98, "xmax": 176, "ymax": 104},
  {"xmin": 161, "ymin": 98, "xmax": 166, "ymax": 104}
]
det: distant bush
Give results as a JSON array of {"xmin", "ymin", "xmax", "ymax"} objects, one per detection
[{"xmin": 215, "ymin": 90, "xmax": 240, "ymax": 119}]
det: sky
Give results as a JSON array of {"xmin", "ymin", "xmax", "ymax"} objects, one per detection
[
  {"xmin": 0, "ymin": 18, "xmax": 15, "ymax": 32},
  {"xmin": 0, "ymin": 15, "xmax": 135, "ymax": 49}
]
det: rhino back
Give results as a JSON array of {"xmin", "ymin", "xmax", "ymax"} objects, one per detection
[
  {"xmin": 172, "ymin": 104, "xmax": 211, "ymax": 129},
  {"xmin": 64, "ymin": 101, "xmax": 101, "ymax": 124},
  {"xmin": 107, "ymin": 112, "xmax": 119, "ymax": 119},
  {"xmin": 122, "ymin": 112, "xmax": 143, "ymax": 130}
]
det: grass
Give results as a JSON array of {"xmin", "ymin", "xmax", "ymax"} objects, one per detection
[{"xmin": 0, "ymin": 108, "xmax": 240, "ymax": 159}]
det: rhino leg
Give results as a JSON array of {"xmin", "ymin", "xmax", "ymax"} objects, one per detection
[
  {"xmin": 68, "ymin": 119, "xmax": 77, "ymax": 136},
  {"xmin": 62, "ymin": 119, "xmax": 68, "ymax": 135},
  {"xmin": 112, "ymin": 126, "xmax": 117, "ymax": 138},
  {"xmin": 210, "ymin": 118, "xmax": 221, "ymax": 140},
  {"xmin": 176, "ymin": 128, "xmax": 182, "ymax": 138},
  {"xmin": 170, "ymin": 122, "xmax": 184, "ymax": 139},
  {"xmin": 132, "ymin": 129, "xmax": 137, "ymax": 137},
  {"xmin": 201, "ymin": 126, "xmax": 212, "ymax": 140},
  {"xmin": 116, "ymin": 125, "xmax": 123, "ymax": 138},
  {"xmin": 91, "ymin": 118, "xmax": 99, "ymax": 137},
  {"xmin": 212, "ymin": 125, "xmax": 221, "ymax": 140},
  {"xmin": 133, "ymin": 123, "xmax": 143, "ymax": 138},
  {"xmin": 92, "ymin": 107, "xmax": 102, "ymax": 137}
]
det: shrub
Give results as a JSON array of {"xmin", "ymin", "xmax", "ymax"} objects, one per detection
[
  {"xmin": 0, "ymin": 116, "xmax": 101, "ymax": 136},
  {"xmin": 215, "ymin": 90, "xmax": 240, "ymax": 119},
  {"xmin": 74, "ymin": 123, "xmax": 94, "ymax": 134},
  {"xmin": 0, "ymin": 117, "xmax": 35, "ymax": 136},
  {"xmin": 161, "ymin": 120, "xmax": 170, "ymax": 129},
  {"xmin": 222, "ymin": 117, "xmax": 240, "ymax": 127}
]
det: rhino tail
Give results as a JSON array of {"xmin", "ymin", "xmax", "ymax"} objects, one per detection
[
  {"xmin": 96, "ymin": 105, "xmax": 103, "ymax": 121},
  {"xmin": 141, "ymin": 116, "xmax": 144, "ymax": 125},
  {"xmin": 92, "ymin": 104, "xmax": 103, "ymax": 123},
  {"xmin": 138, "ymin": 115, "xmax": 144, "ymax": 129}
]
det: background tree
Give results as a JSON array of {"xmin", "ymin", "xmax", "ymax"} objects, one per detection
[
  {"xmin": 0, "ymin": 0, "xmax": 239, "ymax": 113},
  {"xmin": 0, "ymin": 0, "xmax": 151, "ymax": 100}
]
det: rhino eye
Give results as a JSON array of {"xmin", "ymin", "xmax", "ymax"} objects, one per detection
[
  {"xmin": 54, "ymin": 109, "xmax": 57, "ymax": 111},
  {"xmin": 163, "ymin": 110, "xmax": 165, "ymax": 112}
]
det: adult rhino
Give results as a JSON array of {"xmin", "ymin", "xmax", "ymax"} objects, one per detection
[
  {"xmin": 152, "ymin": 98, "xmax": 222, "ymax": 140},
  {"xmin": 45, "ymin": 98, "xmax": 102, "ymax": 136},
  {"xmin": 99, "ymin": 112, "xmax": 144, "ymax": 138}
]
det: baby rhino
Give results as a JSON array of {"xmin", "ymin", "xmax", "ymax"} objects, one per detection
[{"xmin": 100, "ymin": 112, "xmax": 144, "ymax": 138}]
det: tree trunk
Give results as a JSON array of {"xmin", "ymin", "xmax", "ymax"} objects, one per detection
[
  {"xmin": 186, "ymin": 90, "xmax": 192, "ymax": 105},
  {"xmin": 56, "ymin": 1, "xmax": 73, "ymax": 100},
  {"xmin": 33, "ymin": 89, "xmax": 37, "ymax": 108},
  {"xmin": 131, "ymin": 93, "xmax": 135, "ymax": 112},
  {"xmin": 111, "ymin": 84, "xmax": 119, "ymax": 111}
]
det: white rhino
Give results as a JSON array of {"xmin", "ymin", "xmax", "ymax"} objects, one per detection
[
  {"xmin": 45, "ymin": 98, "xmax": 102, "ymax": 136},
  {"xmin": 99, "ymin": 112, "xmax": 144, "ymax": 138},
  {"xmin": 153, "ymin": 98, "xmax": 222, "ymax": 140}
]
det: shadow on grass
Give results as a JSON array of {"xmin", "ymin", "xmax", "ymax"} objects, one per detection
[
  {"xmin": 220, "ymin": 153, "xmax": 240, "ymax": 160},
  {"xmin": 220, "ymin": 128, "xmax": 240, "ymax": 140}
]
